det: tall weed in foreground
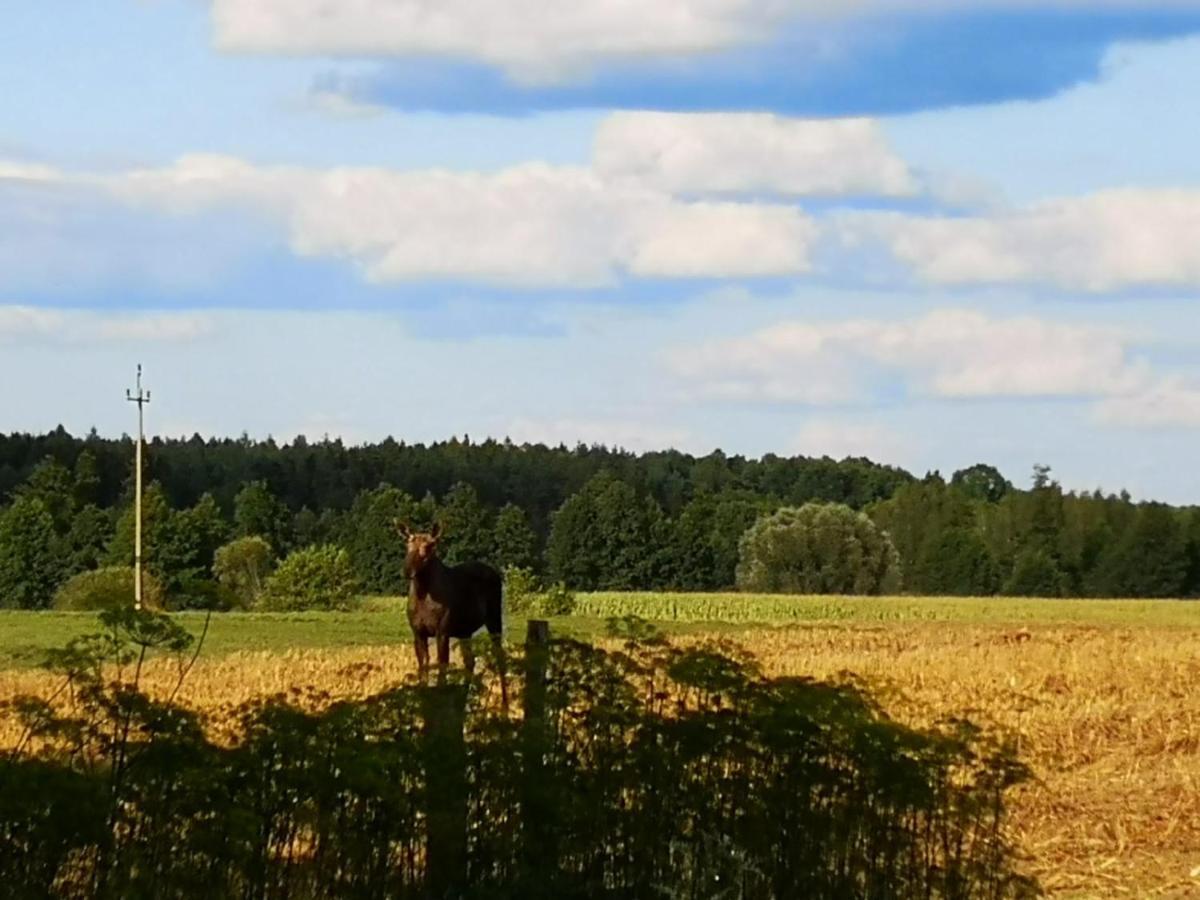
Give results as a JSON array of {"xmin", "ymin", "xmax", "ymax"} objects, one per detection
[{"xmin": 0, "ymin": 610, "xmax": 1038, "ymax": 899}]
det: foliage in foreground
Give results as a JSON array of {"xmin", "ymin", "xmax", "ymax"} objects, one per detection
[{"xmin": 0, "ymin": 609, "xmax": 1036, "ymax": 899}]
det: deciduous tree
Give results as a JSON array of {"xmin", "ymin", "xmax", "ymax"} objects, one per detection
[
  {"xmin": 736, "ymin": 503, "xmax": 901, "ymax": 595},
  {"xmin": 0, "ymin": 496, "xmax": 63, "ymax": 609}
]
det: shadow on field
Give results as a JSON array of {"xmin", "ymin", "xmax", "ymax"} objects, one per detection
[{"xmin": 0, "ymin": 609, "xmax": 1038, "ymax": 899}]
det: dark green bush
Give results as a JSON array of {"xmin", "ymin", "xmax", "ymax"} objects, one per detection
[
  {"xmin": 167, "ymin": 576, "xmax": 239, "ymax": 611},
  {"xmin": 51, "ymin": 566, "xmax": 165, "ymax": 611}
]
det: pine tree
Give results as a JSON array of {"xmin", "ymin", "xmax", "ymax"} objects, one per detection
[
  {"xmin": 342, "ymin": 486, "xmax": 421, "ymax": 595},
  {"xmin": 234, "ymin": 481, "xmax": 293, "ymax": 555},
  {"xmin": 492, "ymin": 503, "xmax": 538, "ymax": 572},
  {"xmin": 437, "ymin": 482, "xmax": 493, "ymax": 566}
]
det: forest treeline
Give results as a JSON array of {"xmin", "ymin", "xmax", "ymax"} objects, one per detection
[{"xmin": 1, "ymin": 426, "xmax": 1198, "ymax": 606}]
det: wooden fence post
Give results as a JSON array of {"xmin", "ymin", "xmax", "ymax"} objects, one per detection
[{"xmin": 521, "ymin": 620, "xmax": 555, "ymax": 876}]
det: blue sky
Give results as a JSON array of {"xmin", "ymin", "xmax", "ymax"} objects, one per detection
[{"xmin": 3, "ymin": 1, "xmax": 1200, "ymax": 503}]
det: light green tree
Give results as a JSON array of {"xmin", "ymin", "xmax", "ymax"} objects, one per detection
[
  {"xmin": 736, "ymin": 503, "xmax": 901, "ymax": 595},
  {"xmin": 260, "ymin": 545, "xmax": 358, "ymax": 611},
  {"xmin": 213, "ymin": 536, "xmax": 274, "ymax": 607}
]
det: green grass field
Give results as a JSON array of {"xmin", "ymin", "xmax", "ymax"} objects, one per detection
[{"xmin": 1, "ymin": 592, "xmax": 1197, "ymax": 669}]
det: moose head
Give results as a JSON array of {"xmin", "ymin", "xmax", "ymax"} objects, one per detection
[{"xmin": 396, "ymin": 520, "xmax": 442, "ymax": 577}]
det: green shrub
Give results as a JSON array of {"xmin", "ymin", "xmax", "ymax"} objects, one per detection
[
  {"xmin": 213, "ymin": 536, "xmax": 274, "ymax": 607},
  {"xmin": 737, "ymin": 503, "xmax": 901, "ymax": 595},
  {"xmin": 167, "ymin": 577, "xmax": 239, "ymax": 611},
  {"xmin": 502, "ymin": 566, "xmax": 576, "ymax": 617},
  {"xmin": 502, "ymin": 565, "xmax": 539, "ymax": 614},
  {"xmin": 260, "ymin": 545, "xmax": 358, "ymax": 611},
  {"xmin": 532, "ymin": 581, "xmax": 576, "ymax": 617},
  {"xmin": 1003, "ymin": 547, "xmax": 1065, "ymax": 598},
  {"xmin": 52, "ymin": 566, "xmax": 166, "ymax": 611}
]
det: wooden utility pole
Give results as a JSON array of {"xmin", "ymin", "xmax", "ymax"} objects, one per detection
[
  {"xmin": 126, "ymin": 365, "xmax": 150, "ymax": 611},
  {"xmin": 422, "ymin": 679, "xmax": 469, "ymax": 896}
]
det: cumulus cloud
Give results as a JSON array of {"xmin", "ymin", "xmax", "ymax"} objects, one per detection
[
  {"xmin": 793, "ymin": 420, "xmax": 914, "ymax": 464},
  {"xmin": 210, "ymin": 0, "xmax": 794, "ymax": 83},
  {"xmin": 844, "ymin": 189, "xmax": 1200, "ymax": 291},
  {"xmin": 209, "ymin": 0, "xmax": 1200, "ymax": 87},
  {"xmin": 594, "ymin": 113, "xmax": 917, "ymax": 197},
  {"xmin": 667, "ymin": 308, "xmax": 1150, "ymax": 404},
  {"xmin": 100, "ymin": 109, "xmax": 917, "ymax": 287},
  {"xmin": 0, "ymin": 160, "xmax": 59, "ymax": 182},
  {"xmin": 100, "ymin": 155, "xmax": 815, "ymax": 286},
  {"xmin": 0, "ymin": 306, "xmax": 217, "ymax": 344},
  {"xmin": 1093, "ymin": 375, "xmax": 1200, "ymax": 427}
]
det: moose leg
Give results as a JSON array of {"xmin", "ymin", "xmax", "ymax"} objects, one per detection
[
  {"xmin": 436, "ymin": 632, "xmax": 452, "ymax": 678},
  {"xmin": 414, "ymin": 634, "xmax": 430, "ymax": 677},
  {"xmin": 460, "ymin": 639, "xmax": 476, "ymax": 676}
]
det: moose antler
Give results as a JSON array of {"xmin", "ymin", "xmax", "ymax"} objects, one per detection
[{"xmin": 394, "ymin": 518, "xmax": 412, "ymax": 538}]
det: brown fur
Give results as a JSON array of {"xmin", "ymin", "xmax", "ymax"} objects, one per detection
[{"xmin": 397, "ymin": 521, "xmax": 506, "ymax": 698}]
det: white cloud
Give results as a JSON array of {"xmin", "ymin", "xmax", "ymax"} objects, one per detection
[
  {"xmin": 668, "ymin": 308, "xmax": 1150, "ymax": 403},
  {"xmin": 210, "ymin": 0, "xmax": 794, "ymax": 83},
  {"xmin": 0, "ymin": 306, "xmax": 217, "ymax": 344},
  {"xmin": 594, "ymin": 113, "xmax": 917, "ymax": 198},
  {"xmin": 666, "ymin": 326, "xmax": 861, "ymax": 404},
  {"xmin": 1093, "ymin": 375, "xmax": 1200, "ymax": 428},
  {"xmin": 305, "ymin": 89, "xmax": 388, "ymax": 119},
  {"xmin": 793, "ymin": 420, "xmax": 914, "ymax": 464},
  {"xmin": 845, "ymin": 189, "xmax": 1200, "ymax": 291},
  {"xmin": 0, "ymin": 160, "xmax": 59, "ymax": 182},
  {"xmin": 208, "ymin": 1, "xmax": 1200, "ymax": 83},
  {"xmin": 108, "ymin": 153, "xmax": 292, "ymax": 217},
  {"xmin": 620, "ymin": 198, "xmax": 815, "ymax": 278},
  {"xmin": 101, "ymin": 151, "xmax": 1200, "ymax": 295},
  {"xmin": 101, "ymin": 155, "xmax": 816, "ymax": 286},
  {"xmin": 504, "ymin": 416, "xmax": 694, "ymax": 452}
]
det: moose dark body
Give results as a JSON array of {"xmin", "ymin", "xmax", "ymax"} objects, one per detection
[{"xmin": 399, "ymin": 521, "xmax": 505, "ymax": 679}]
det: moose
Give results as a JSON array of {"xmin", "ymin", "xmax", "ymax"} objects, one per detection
[{"xmin": 396, "ymin": 520, "xmax": 507, "ymax": 698}]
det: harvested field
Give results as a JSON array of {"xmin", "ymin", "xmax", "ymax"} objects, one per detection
[{"xmin": 2, "ymin": 610, "xmax": 1198, "ymax": 896}]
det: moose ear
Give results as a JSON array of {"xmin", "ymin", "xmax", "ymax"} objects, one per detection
[
  {"xmin": 394, "ymin": 519, "xmax": 411, "ymax": 538},
  {"xmin": 429, "ymin": 522, "xmax": 442, "ymax": 541}
]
